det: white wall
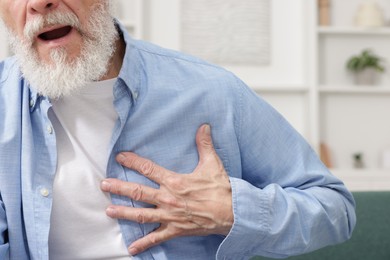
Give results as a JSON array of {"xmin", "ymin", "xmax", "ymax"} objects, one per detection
[
  {"xmin": 0, "ymin": 23, "xmax": 9, "ymax": 60},
  {"xmin": 144, "ymin": 0, "xmax": 309, "ymax": 88}
]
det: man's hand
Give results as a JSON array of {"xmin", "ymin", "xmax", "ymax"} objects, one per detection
[{"xmin": 100, "ymin": 124, "xmax": 234, "ymax": 256}]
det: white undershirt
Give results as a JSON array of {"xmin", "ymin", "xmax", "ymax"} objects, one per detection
[{"xmin": 48, "ymin": 79, "xmax": 131, "ymax": 259}]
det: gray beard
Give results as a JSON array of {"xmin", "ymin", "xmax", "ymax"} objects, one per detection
[{"xmin": 7, "ymin": 1, "xmax": 119, "ymax": 99}]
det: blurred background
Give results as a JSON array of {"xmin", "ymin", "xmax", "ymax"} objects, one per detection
[{"xmin": 1, "ymin": 0, "xmax": 390, "ymax": 190}]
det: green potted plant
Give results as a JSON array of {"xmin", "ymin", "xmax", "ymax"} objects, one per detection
[{"xmin": 346, "ymin": 49, "xmax": 385, "ymax": 85}]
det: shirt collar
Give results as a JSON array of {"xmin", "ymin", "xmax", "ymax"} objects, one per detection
[
  {"xmin": 115, "ymin": 20, "xmax": 141, "ymax": 101},
  {"xmin": 28, "ymin": 80, "xmax": 40, "ymax": 112}
]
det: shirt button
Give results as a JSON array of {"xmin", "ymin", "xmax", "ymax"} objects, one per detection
[
  {"xmin": 46, "ymin": 125, "xmax": 53, "ymax": 134},
  {"xmin": 29, "ymin": 99, "xmax": 35, "ymax": 107},
  {"xmin": 40, "ymin": 188, "xmax": 50, "ymax": 197}
]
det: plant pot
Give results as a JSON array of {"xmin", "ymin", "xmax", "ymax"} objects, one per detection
[{"xmin": 354, "ymin": 68, "xmax": 379, "ymax": 85}]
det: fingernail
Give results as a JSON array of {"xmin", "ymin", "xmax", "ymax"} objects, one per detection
[
  {"xmin": 116, "ymin": 153, "xmax": 126, "ymax": 164},
  {"xmin": 129, "ymin": 246, "xmax": 138, "ymax": 256},
  {"xmin": 204, "ymin": 124, "xmax": 211, "ymax": 135},
  {"xmin": 101, "ymin": 180, "xmax": 111, "ymax": 191},
  {"xmin": 106, "ymin": 206, "xmax": 117, "ymax": 216}
]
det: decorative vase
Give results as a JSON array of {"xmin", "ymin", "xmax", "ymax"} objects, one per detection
[
  {"xmin": 318, "ymin": 0, "xmax": 331, "ymax": 26},
  {"xmin": 354, "ymin": 68, "xmax": 378, "ymax": 85},
  {"xmin": 354, "ymin": 0, "xmax": 385, "ymax": 27}
]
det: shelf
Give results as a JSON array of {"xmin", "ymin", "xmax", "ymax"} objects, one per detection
[
  {"xmin": 319, "ymin": 86, "xmax": 390, "ymax": 94},
  {"xmin": 252, "ymin": 85, "xmax": 309, "ymax": 93},
  {"xmin": 318, "ymin": 26, "xmax": 390, "ymax": 36},
  {"xmin": 330, "ymin": 168, "xmax": 390, "ymax": 191},
  {"xmin": 331, "ymin": 168, "xmax": 390, "ymax": 175}
]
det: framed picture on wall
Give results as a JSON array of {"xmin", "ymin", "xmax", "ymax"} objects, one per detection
[{"xmin": 180, "ymin": 0, "xmax": 271, "ymax": 67}]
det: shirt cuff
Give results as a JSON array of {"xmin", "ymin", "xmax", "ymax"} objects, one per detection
[{"xmin": 216, "ymin": 177, "xmax": 271, "ymax": 260}]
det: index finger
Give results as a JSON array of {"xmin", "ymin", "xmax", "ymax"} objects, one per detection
[{"xmin": 116, "ymin": 152, "xmax": 171, "ymax": 184}]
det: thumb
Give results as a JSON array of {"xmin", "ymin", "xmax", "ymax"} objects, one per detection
[{"xmin": 196, "ymin": 124, "xmax": 215, "ymax": 164}]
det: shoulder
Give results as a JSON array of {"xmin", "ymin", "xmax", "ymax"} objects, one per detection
[
  {"xmin": 129, "ymin": 39, "xmax": 245, "ymax": 94},
  {"xmin": 0, "ymin": 57, "xmax": 25, "ymax": 111},
  {"xmin": 0, "ymin": 56, "xmax": 20, "ymax": 86},
  {"xmin": 132, "ymin": 40, "xmax": 215, "ymax": 68}
]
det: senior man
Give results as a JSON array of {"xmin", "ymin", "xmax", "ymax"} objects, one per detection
[{"xmin": 0, "ymin": 0, "xmax": 355, "ymax": 259}]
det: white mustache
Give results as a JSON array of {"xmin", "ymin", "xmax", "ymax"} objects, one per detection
[{"xmin": 24, "ymin": 11, "xmax": 81, "ymax": 43}]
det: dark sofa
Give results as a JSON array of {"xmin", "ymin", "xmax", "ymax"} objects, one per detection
[{"xmin": 252, "ymin": 191, "xmax": 390, "ymax": 260}]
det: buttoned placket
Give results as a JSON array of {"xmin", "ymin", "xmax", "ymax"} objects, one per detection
[{"xmin": 26, "ymin": 91, "xmax": 58, "ymax": 260}]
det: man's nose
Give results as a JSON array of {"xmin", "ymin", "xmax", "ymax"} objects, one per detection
[{"xmin": 27, "ymin": 0, "xmax": 60, "ymax": 15}]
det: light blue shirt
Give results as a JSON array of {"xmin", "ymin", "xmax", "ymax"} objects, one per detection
[{"xmin": 0, "ymin": 23, "xmax": 355, "ymax": 260}]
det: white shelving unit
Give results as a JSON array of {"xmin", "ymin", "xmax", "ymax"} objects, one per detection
[
  {"xmin": 223, "ymin": 0, "xmax": 390, "ymax": 190},
  {"xmin": 313, "ymin": 0, "xmax": 390, "ymax": 189}
]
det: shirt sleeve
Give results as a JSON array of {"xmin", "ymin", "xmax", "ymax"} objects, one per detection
[
  {"xmin": 216, "ymin": 79, "xmax": 356, "ymax": 259},
  {"xmin": 0, "ymin": 197, "xmax": 9, "ymax": 259}
]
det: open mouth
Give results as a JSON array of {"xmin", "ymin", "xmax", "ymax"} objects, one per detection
[{"xmin": 38, "ymin": 26, "xmax": 73, "ymax": 41}]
